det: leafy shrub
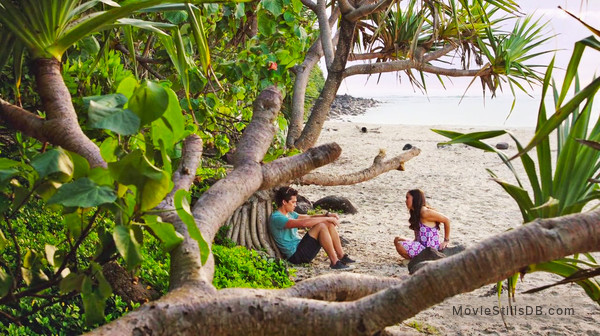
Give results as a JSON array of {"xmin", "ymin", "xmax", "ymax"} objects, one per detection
[{"xmin": 213, "ymin": 245, "xmax": 295, "ymax": 289}]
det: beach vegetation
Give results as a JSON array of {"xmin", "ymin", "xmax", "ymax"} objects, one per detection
[{"xmin": 434, "ymin": 14, "xmax": 600, "ymax": 304}]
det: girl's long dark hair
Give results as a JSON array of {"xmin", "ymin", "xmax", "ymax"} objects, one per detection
[{"xmin": 408, "ymin": 189, "xmax": 426, "ymax": 231}]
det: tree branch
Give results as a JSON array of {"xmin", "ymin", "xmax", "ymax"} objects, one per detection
[
  {"xmin": 114, "ymin": 43, "xmax": 166, "ymax": 79},
  {"xmin": 0, "ymin": 98, "xmax": 47, "ymax": 142},
  {"xmin": 337, "ymin": 0, "xmax": 355, "ymax": 14},
  {"xmin": 297, "ymin": 147, "xmax": 421, "ymax": 186},
  {"xmin": 343, "ymin": 58, "xmax": 489, "ymax": 78},
  {"xmin": 33, "ymin": 59, "xmax": 106, "ymax": 168},
  {"xmin": 260, "ymin": 143, "xmax": 342, "ymax": 190},
  {"xmin": 233, "ymin": 87, "xmax": 282, "ymax": 166},
  {"xmin": 300, "ymin": 0, "xmax": 317, "ymax": 11},
  {"xmin": 287, "ymin": 6, "xmax": 341, "ymax": 147},
  {"xmin": 88, "ymin": 209, "xmax": 600, "ymax": 335},
  {"xmin": 218, "ymin": 273, "xmax": 406, "ymax": 301},
  {"xmin": 347, "ymin": 0, "xmax": 394, "ymax": 21},
  {"xmin": 348, "ymin": 52, "xmax": 390, "ymax": 61},
  {"xmin": 316, "ymin": 0, "xmax": 335, "ymax": 69}
]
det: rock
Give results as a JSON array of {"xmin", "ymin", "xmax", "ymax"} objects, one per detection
[
  {"xmin": 408, "ymin": 247, "xmax": 446, "ymax": 274},
  {"xmin": 496, "ymin": 142, "xmax": 509, "ymax": 150},
  {"xmin": 328, "ymin": 94, "xmax": 381, "ymax": 120},
  {"xmin": 361, "ymin": 127, "xmax": 368, "ymax": 133},
  {"xmin": 295, "ymin": 194, "xmax": 313, "ymax": 214},
  {"xmin": 313, "ymin": 195, "xmax": 358, "ymax": 214},
  {"xmin": 442, "ymin": 243, "xmax": 466, "ymax": 256},
  {"xmin": 402, "ymin": 143, "xmax": 413, "ymax": 150}
]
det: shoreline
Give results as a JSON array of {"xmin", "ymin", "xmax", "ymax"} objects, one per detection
[
  {"xmin": 290, "ymin": 121, "xmax": 599, "ymax": 335},
  {"xmin": 331, "ymin": 94, "xmax": 543, "ymax": 128}
]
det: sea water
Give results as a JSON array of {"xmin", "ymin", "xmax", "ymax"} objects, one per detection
[{"xmin": 346, "ymin": 95, "xmax": 554, "ymax": 128}]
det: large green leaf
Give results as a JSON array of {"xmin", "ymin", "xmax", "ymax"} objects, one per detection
[
  {"xmin": 21, "ymin": 249, "xmax": 49, "ymax": 286},
  {"xmin": 31, "ymin": 148, "xmax": 73, "ymax": 181},
  {"xmin": 0, "ymin": 268, "xmax": 12, "ymax": 298},
  {"xmin": 0, "ymin": 229, "xmax": 8, "ymax": 251},
  {"xmin": 83, "ymin": 93, "xmax": 128, "ymax": 110},
  {"xmin": 116, "ymin": 76, "xmax": 138, "ymax": 100},
  {"xmin": 128, "ymin": 80, "xmax": 169, "ymax": 126},
  {"xmin": 80, "ymin": 263, "xmax": 112, "ymax": 326},
  {"xmin": 59, "ymin": 272, "xmax": 85, "ymax": 294},
  {"xmin": 67, "ymin": 152, "xmax": 91, "ymax": 180},
  {"xmin": 151, "ymin": 87, "xmax": 186, "ymax": 148},
  {"xmin": 143, "ymin": 215, "xmax": 184, "ymax": 252},
  {"xmin": 108, "ymin": 150, "xmax": 172, "ymax": 210},
  {"xmin": 113, "ymin": 225, "xmax": 142, "ymax": 270},
  {"xmin": 0, "ymin": 158, "xmax": 20, "ymax": 184},
  {"xmin": 174, "ymin": 189, "xmax": 209, "ymax": 265},
  {"xmin": 262, "ymin": 0, "xmax": 282, "ymax": 16},
  {"xmin": 47, "ymin": 177, "xmax": 117, "ymax": 208},
  {"xmin": 87, "ymin": 101, "xmax": 141, "ymax": 135}
]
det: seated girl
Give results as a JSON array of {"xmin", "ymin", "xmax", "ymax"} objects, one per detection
[{"xmin": 394, "ymin": 189, "xmax": 451, "ymax": 259}]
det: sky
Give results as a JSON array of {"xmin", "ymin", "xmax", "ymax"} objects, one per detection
[{"xmin": 330, "ymin": 0, "xmax": 600, "ymax": 98}]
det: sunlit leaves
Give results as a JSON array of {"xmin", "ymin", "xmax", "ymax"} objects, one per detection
[
  {"xmin": 113, "ymin": 226, "xmax": 142, "ymax": 270},
  {"xmin": 0, "ymin": 268, "xmax": 12, "ymax": 298},
  {"xmin": 88, "ymin": 101, "xmax": 141, "ymax": 135},
  {"xmin": 108, "ymin": 150, "xmax": 171, "ymax": 211},
  {"xmin": 174, "ymin": 189, "xmax": 209, "ymax": 265},
  {"xmin": 48, "ymin": 177, "xmax": 117, "ymax": 208},
  {"xmin": 80, "ymin": 262, "xmax": 112, "ymax": 325},
  {"xmin": 144, "ymin": 215, "xmax": 183, "ymax": 252},
  {"xmin": 31, "ymin": 149, "xmax": 73, "ymax": 181},
  {"xmin": 128, "ymin": 80, "xmax": 170, "ymax": 126}
]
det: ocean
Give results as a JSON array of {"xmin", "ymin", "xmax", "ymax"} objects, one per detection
[{"xmin": 345, "ymin": 95, "xmax": 553, "ymax": 128}]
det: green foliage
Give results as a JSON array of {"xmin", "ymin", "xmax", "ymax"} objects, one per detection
[
  {"xmin": 435, "ymin": 34, "xmax": 600, "ymax": 304},
  {"xmin": 304, "ymin": 65, "xmax": 325, "ymax": 116},
  {"xmin": 212, "ymin": 245, "xmax": 295, "ymax": 289}
]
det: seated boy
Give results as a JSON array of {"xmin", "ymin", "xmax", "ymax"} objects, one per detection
[{"xmin": 269, "ymin": 186, "xmax": 356, "ymax": 270}]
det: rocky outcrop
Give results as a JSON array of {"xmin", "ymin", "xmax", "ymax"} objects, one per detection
[{"xmin": 329, "ymin": 94, "xmax": 380, "ymax": 120}]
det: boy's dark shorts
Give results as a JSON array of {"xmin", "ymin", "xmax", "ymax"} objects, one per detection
[{"xmin": 287, "ymin": 234, "xmax": 321, "ymax": 264}]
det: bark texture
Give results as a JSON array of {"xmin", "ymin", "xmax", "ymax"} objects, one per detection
[
  {"xmin": 88, "ymin": 209, "xmax": 600, "ymax": 335},
  {"xmin": 34, "ymin": 59, "xmax": 106, "ymax": 168}
]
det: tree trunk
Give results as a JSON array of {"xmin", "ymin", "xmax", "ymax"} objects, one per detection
[
  {"xmin": 33, "ymin": 59, "xmax": 106, "ymax": 168},
  {"xmin": 294, "ymin": 19, "xmax": 357, "ymax": 151}
]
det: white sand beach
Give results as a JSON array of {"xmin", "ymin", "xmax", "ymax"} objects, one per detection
[{"xmin": 291, "ymin": 121, "xmax": 600, "ymax": 335}]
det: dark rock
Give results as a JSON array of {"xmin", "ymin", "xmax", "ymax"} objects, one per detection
[
  {"xmin": 295, "ymin": 194, "xmax": 313, "ymax": 214},
  {"xmin": 328, "ymin": 94, "xmax": 381, "ymax": 120},
  {"xmin": 103, "ymin": 262, "xmax": 160, "ymax": 305},
  {"xmin": 408, "ymin": 247, "xmax": 446, "ymax": 274},
  {"xmin": 402, "ymin": 143, "xmax": 413, "ymax": 150},
  {"xmin": 313, "ymin": 195, "xmax": 358, "ymax": 214},
  {"xmin": 496, "ymin": 142, "xmax": 509, "ymax": 150},
  {"xmin": 361, "ymin": 127, "xmax": 368, "ymax": 133},
  {"xmin": 442, "ymin": 243, "xmax": 466, "ymax": 256}
]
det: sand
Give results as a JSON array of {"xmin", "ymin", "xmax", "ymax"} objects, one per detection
[{"xmin": 291, "ymin": 121, "xmax": 600, "ymax": 335}]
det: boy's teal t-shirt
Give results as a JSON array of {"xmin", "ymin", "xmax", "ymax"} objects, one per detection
[{"xmin": 269, "ymin": 210, "xmax": 300, "ymax": 258}]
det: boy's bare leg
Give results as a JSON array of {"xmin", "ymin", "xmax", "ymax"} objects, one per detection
[
  {"xmin": 326, "ymin": 223, "xmax": 344, "ymax": 259},
  {"xmin": 308, "ymin": 223, "xmax": 339, "ymax": 265}
]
